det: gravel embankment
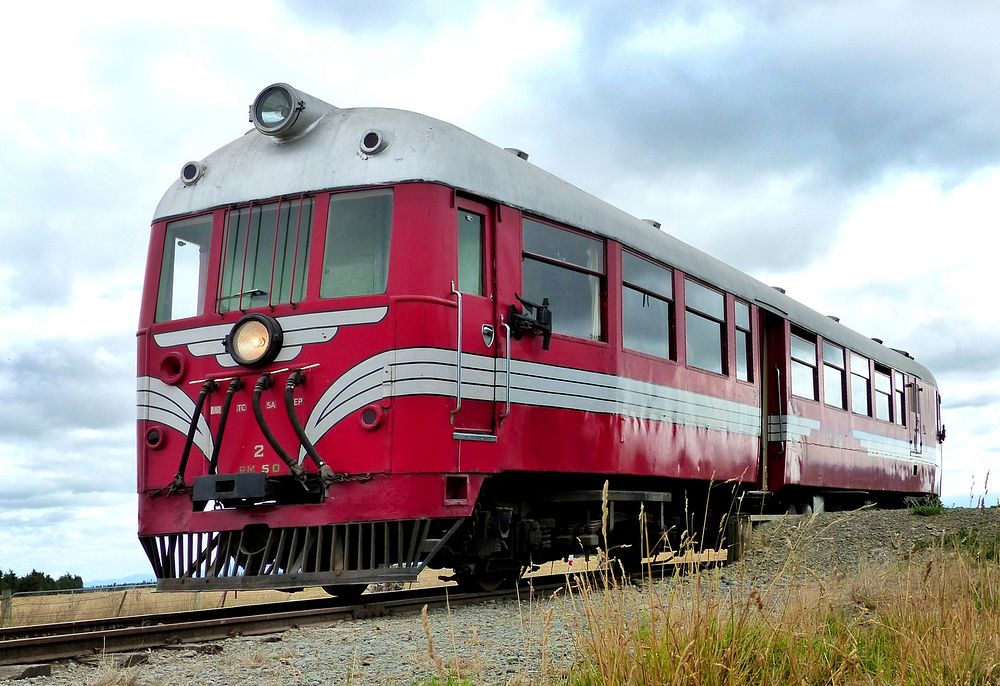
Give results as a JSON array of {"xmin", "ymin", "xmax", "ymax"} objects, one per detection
[{"xmin": 4, "ymin": 507, "xmax": 997, "ymax": 686}]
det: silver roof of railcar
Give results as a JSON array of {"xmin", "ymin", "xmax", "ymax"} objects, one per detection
[{"xmin": 154, "ymin": 99, "xmax": 935, "ymax": 386}]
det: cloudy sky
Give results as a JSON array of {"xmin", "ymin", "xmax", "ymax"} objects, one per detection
[{"xmin": 1, "ymin": 0, "xmax": 998, "ymax": 582}]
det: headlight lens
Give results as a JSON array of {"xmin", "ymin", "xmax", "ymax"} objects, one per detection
[
  {"xmin": 226, "ymin": 314, "xmax": 283, "ymax": 368},
  {"xmin": 257, "ymin": 87, "xmax": 293, "ymax": 127},
  {"xmin": 251, "ymin": 84, "xmax": 302, "ymax": 136}
]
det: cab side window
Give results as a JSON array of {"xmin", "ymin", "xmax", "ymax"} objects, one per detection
[{"xmin": 522, "ymin": 218, "xmax": 605, "ymax": 340}]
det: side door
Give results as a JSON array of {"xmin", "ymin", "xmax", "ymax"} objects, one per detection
[
  {"xmin": 451, "ymin": 198, "xmax": 499, "ymax": 439},
  {"xmin": 760, "ymin": 310, "xmax": 789, "ymax": 492}
]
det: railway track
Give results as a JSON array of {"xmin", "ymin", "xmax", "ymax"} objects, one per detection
[{"xmin": 0, "ymin": 576, "xmax": 568, "ymax": 667}]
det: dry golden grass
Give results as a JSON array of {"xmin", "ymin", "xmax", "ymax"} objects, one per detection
[{"xmin": 560, "ymin": 523, "xmax": 1000, "ymax": 685}]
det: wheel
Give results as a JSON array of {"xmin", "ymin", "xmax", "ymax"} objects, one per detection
[
  {"xmin": 321, "ymin": 583, "xmax": 368, "ymax": 599},
  {"xmin": 454, "ymin": 568, "xmax": 516, "ymax": 593}
]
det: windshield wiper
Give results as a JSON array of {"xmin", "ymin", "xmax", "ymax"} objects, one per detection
[{"xmin": 218, "ymin": 288, "xmax": 267, "ymax": 301}]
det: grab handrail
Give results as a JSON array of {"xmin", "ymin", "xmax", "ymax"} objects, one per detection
[
  {"xmin": 450, "ymin": 281, "xmax": 463, "ymax": 424},
  {"xmin": 500, "ymin": 316, "xmax": 511, "ymax": 422}
]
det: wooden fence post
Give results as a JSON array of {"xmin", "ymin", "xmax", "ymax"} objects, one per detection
[{"xmin": 1, "ymin": 588, "xmax": 12, "ymax": 625}]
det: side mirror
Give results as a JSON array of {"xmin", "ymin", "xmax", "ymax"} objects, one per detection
[{"xmin": 508, "ymin": 293, "xmax": 552, "ymax": 350}]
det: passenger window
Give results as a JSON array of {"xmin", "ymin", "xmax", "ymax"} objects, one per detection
[
  {"xmin": 321, "ymin": 190, "xmax": 393, "ymax": 298},
  {"xmin": 684, "ymin": 279, "xmax": 726, "ymax": 374},
  {"xmin": 823, "ymin": 342, "xmax": 847, "ymax": 409},
  {"xmin": 622, "ymin": 251, "xmax": 673, "ymax": 359},
  {"xmin": 156, "ymin": 215, "xmax": 213, "ymax": 322},
  {"xmin": 458, "ymin": 210, "xmax": 483, "ymax": 295},
  {"xmin": 522, "ymin": 218, "xmax": 605, "ymax": 340},
  {"xmin": 850, "ymin": 352, "xmax": 871, "ymax": 416},
  {"xmin": 893, "ymin": 371, "xmax": 906, "ymax": 426},
  {"xmin": 735, "ymin": 300, "xmax": 752, "ymax": 382},
  {"xmin": 790, "ymin": 331, "xmax": 818, "ymax": 400},
  {"xmin": 874, "ymin": 365, "xmax": 892, "ymax": 421},
  {"xmin": 219, "ymin": 198, "xmax": 313, "ymax": 312}
]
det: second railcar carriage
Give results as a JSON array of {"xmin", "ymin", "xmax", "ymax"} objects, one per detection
[{"xmin": 137, "ymin": 83, "xmax": 942, "ymax": 592}]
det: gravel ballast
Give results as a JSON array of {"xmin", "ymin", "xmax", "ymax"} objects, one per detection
[{"xmin": 3, "ymin": 507, "xmax": 997, "ymax": 686}]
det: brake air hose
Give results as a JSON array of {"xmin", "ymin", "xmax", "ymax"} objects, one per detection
[
  {"xmin": 169, "ymin": 379, "xmax": 217, "ymax": 492},
  {"xmin": 208, "ymin": 377, "xmax": 243, "ymax": 475},
  {"xmin": 284, "ymin": 370, "xmax": 336, "ymax": 485},
  {"xmin": 251, "ymin": 373, "xmax": 306, "ymax": 482}
]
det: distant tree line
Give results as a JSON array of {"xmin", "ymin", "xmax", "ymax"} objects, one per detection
[{"xmin": 1, "ymin": 569, "xmax": 83, "ymax": 593}]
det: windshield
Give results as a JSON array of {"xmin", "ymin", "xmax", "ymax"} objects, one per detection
[
  {"xmin": 218, "ymin": 198, "xmax": 314, "ymax": 313},
  {"xmin": 155, "ymin": 215, "xmax": 213, "ymax": 322}
]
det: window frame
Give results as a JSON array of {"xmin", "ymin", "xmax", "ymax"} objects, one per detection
[
  {"xmin": 822, "ymin": 340, "xmax": 847, "ymax": 410},
  {"xmin": 874, "ymin": 364, "xmax": 892, "ymax": 422},
  {"xmin": 621, "ymin": 249, "xmax": 675, "ymax": 360},
  {"xmin": 850, "ymin": 352, "xmax": 872, "ymax": 417},
  {"xmin": 155, "ymin": 213, "xmax": 215, "ymax": 323},
  {"xmin": 521, "ymin": 216, "xmax": 607, "ymax": 342},
  {"xmin": 217, "ymin": 196, "xmax": 315, "ymax": 313},
  {"xmin": 318, "ymin": 188, "xmax": 394, "ymax": 300},
  {"xmin": 893, "ymin": 371, "xmax": 907, "ymax": 427},
  {"xmin": 734, "ymin": 299, "xmax": 752, "ymax": 383},
  {"xmin": 683, "ymin": 277, "xmax": 728, "ymax": 376},
  {"xmin": 789, "ymin": 329, "xmax": 819, "ymax": 401},
  {"xmin": 457, "ymin": 206, "xmax": 485, "ymax": 296}
]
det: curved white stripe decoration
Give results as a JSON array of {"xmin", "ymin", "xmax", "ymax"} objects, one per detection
[
  {"xmin": 300, "ymin": 347, "xmax": 764, "ymax": 457},
  {"xmin": 152, "ymin": 306, "xmax": 389, "ymax": 367},
  {"xmin": 137, "ymin": 376, "xmax": 214, "ymax": 461}
]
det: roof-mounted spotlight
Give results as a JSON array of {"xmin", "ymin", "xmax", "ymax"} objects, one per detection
[{"xmin": 249, "ymin": 83, "xmax": 336, "ymax": 141}]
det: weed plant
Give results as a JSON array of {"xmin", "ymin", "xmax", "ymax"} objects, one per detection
[
  {"xmin": 562, "ymin": 492, "xmax": 1000, "ymax": 686},
  {"xmin": 906, "ymin": 494, "xmax": 946, "ymax": 517}
]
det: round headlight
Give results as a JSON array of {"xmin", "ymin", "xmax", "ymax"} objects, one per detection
[
  {"xmin": 226, "ymin": 314, "xmax": 283, "ymax": 368},
  {"xmin": 249, "ymin": 83, "xmax": 337, "ymax": 141},
  {"xmin": 251, "ymin": 84, "xmax": 301, "ymax": 136}
]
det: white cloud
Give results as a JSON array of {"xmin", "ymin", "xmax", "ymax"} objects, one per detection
[{"xmin": 2, "ymin": 1, "xmax": 999, "ymax": 580}]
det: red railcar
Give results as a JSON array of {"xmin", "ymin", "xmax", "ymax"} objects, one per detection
[{"xmin": 137, "ymin": 83, "xmax": 942, "ymax": 592}]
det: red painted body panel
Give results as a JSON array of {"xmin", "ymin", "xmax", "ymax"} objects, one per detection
[{"xmin": 137, "ymin": 181, "xmax": 939, "ymax": 554}]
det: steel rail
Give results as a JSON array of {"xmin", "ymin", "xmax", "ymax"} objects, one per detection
[{"xmin": 0, "ymin": 578, "xmax": 568, "ymax": 667}]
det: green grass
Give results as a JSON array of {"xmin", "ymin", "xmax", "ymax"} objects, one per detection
[{"xmin": 906, "ymin": 495, "xmax": 946, "ymax": 516}]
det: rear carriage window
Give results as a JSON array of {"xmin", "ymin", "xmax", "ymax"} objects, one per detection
[
  {"xmin": 622, "ymin": 251, "xmax": 673, "ymax": 358},
  {"xmin": 522, "ymin": 218, "xmax": 605, "ymax": 340},
  {"xmin": 735, "ymin": 300, "xmax": 752, "ymax": 382},
  {"xmin": 874, "ymin": 365, "xmax": 892, "ymax": 421},
  {"xmin": 893, "ymin": 371, "xmax": 906, "ymax": 426},
  {"xmin": 790, "ymin": 332, "xmax": 818, "ymax": 400},
  {"xmin": 156, "ymin": 215, "xmax": 213, "ymax": 322},
  {"xmin": 218, "ymin": 198, "xmax": 313, "ymax": 312},
  {"xmin": 684, "ymin": 279, "xmax": 726, "ymax": 374},
  {"xmin": 823, "ymin": 342, "xmax": 847, "ymax": 409},
  {"xmin": 850, "ymin": 352, "xmax": 871, "ymax": 416},
  {"xmin": 321, "ymin": 190, "xmax": 393, "ymax": 298}
]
